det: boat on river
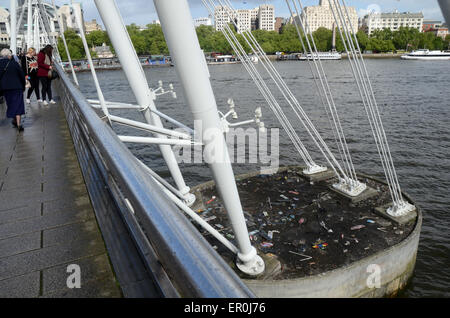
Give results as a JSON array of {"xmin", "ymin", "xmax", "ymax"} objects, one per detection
[
  {"xmin": 207, "ymin": 54, "xmax": 240, "ymax": 65},
  {"xmin": 401, "ymin": 49, "xmax": 450, "ymax": 60},
  {"xmin": 299, "ymin": 51, "xmax": 342, "ymax": 60}
]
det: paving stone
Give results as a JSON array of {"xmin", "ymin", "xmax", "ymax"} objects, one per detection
[
  {"xmin": 0, "ymin": 234, "xmax": 106, "ymax": 281},
  {"xmin": 43, "ymin": 220, "xmax": 102, "ymax": 248},
  {"xmin": 0, "ymin": 231, "xmax": 41, "ymax": 258},
  {"xmin": 0, "ymin": 204, "xmax": 41, "ymax": 225},
  {"xmin": 0, "ymin": 272, "xmax": 40, "ymax": 298},
  {"xmin": 42, "ymin": 254, "xmax": 116, "ymax": 295},
  {"xmin": 42, "ymin": 276, "xmax": 121, "ymax": 298},
  {"xmin": 0, "ymin": 95, "xmax": 121, "ymax": 298},
  {"xmin": 0, "ymin": 206, "xmax": 94, "ymax": 240},
  {"xmin": 1, "ymin": 178, "xmax": 43, "ymax": 192}
]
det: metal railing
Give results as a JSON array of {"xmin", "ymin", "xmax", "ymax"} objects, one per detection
[{"xmin": 54, "ymin": 62, "xmax": 255, "ymax": 298}]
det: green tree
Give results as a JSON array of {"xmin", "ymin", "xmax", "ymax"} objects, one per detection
[
  {"xmin": 392, "ymin": 27, "xmax": 420, "ymax": 51},
  {"xmin": 312, "ymin": 27, "xmax": 332, "ymax": 52},
  {"xmin": 444, "ymin": 35, "xmax": 450, "ymax": 50},
  {"xmin": 85, "ymin": 30, "xmax": 108, "ymax": 48},
  {"xmin": 58, "ymin": 29, "xmax": 85, "ymax": 61},
  {"xmin": 141, "ymin": 24, "xmax": 169, "ymax": 55},
  {"xmin": 356, "ymin": 30, "xmax": 369, "ymax": 52}
]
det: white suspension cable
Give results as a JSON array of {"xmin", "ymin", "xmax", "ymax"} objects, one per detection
[
  {"xmin": 70, "ymin": 0, "xmax": 110, "ymax": 120},
  {"xmin": 203, "ymin": 0, "xmax": 317, "ymax": 169},
  {"xmin": 51, "ymin": 0, "xmax": 79, "ymax": 85},
  {"xmin": 289, "ymin": 0, "xmax": 358, "ymax": 184},
  {"xmin": 217, "ymin": 0, "xmax": 349, "ymax": 180},
  {"xmin": 220, "ymin": 0, "xmax": 345, "ymax": 177},
  {"xmin": 285, "ymin": 2, "xmax": 344, "ymax": 171},
  {"xmin": 38, "ymin": 0, "xmax": 61, "ymax": 63},
  {"xmin": 16, "ymin": 0, "xmax": 26, "ymax": 35},
  {"xmin": 327, "ymin": 0, "xmax": 398, "ymax": 203},
  {"xmin": 339, "ymin": 0, "xmax": 405, "ymax": 204},
  {"xmin": 328, "ymin": 0, "xmax": 408, "ymax": 209},
  {"xmin": 331, "ymin": 0, "xmax": 400, "ymax": 201}
]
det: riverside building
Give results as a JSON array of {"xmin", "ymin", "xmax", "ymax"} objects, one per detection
[
  {"xmin": 363, "ymin": 11, "xmax": 424, "ymax": 36},
  {"xmin": 0, "ymin": 1, "xmax": 84, "ymax": 49},
  {"xmin": 214, "ymin": 4, "xmax": 275, "ymax": 33},
  {"xmin": 194, "ymin": 17, "xmax": 212, "ymax": 27},
  {"xmin": 300, "ymin": 0, "xmax": 358, "ymax": 33}
]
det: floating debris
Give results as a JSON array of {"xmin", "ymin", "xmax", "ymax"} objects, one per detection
[
  {"xmin": 268, "ymin": 230, "xmax": 280, "ymax": 240},
  {"xmin": 320, "ymin": 221, "xmax": 333, "ymax": 233},
  {"xmin": 289, "ymin": 251, "xmax": 312, "ymax": 262},
  {"xmin": 312, "ymin": 241, "xmax": 328, "ymax": 250},
  {"xmin": 203, "ymin": 216, "xmax": 217, "ymax": 222},
  {"xmin": 206, "ymin": 196, "xmax": 217, "ymax": 205},
  {"xmin": 191, "ymin": 168, "xmax": 417, "ymax": 280}
]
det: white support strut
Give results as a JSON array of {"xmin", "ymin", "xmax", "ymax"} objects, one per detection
[
  {"xmin": 26, "ymin": 0, "xmax": 33, "ymax": 48},
  {"xmin": 93, "ymin": 0, "xmax": 195, "ymax": 207},
  {"xmin": 154, "ymin": 0, "xmax": 264, "ymax": 276},
  {"xmin": 70, "ymin": 0, "xmax": 109, "ymax": 120},
  {"xmin": 10, "ymin": 0, "xmax": 17, "ymax": 54}
]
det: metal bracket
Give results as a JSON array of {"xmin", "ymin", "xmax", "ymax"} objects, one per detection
[
  {"xmin": 151, "ymin": 80, "xmax": 177, "ymax": 100},
  {"xmin": 219, "ymin": 98, "xmax": 266, "ymax": 133},
  {"xmin": 333, "ymin": 179, "xmax": 367, "ymax": 197},
  {"xmin": 387, "ymin": 201, "xmax": 416, "ymax": 217},
  {"xmin": 236, "ymin": 247, "xmax": 265, "ymax": 276},
  {"xmin": 303, "ymin": 164, "xmax": 328, "ymax": 175}
]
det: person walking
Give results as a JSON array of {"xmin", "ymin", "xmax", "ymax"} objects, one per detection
[
  {"xmin": 37, "ymin": 45, "xmax": 56, "ymax": 105},
  {"xmin": 21, "ymin": 47, "xmax": 41, "ymax": 104},
  {"xmin": 0, "ymin": 48, "xmax": 26, "ymax": 132}
]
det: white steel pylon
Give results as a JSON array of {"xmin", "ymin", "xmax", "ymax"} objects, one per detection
[
  {"xmin": 93, "ymin": 0, "xmax": 196, "ymax": 207},
  {"xmin": 153, "ymin": 0, "xmax": 265, "ymax": 276},
  {"xmin": 10, "ymin": 0, "xmax": 17, "ymax": 53}
]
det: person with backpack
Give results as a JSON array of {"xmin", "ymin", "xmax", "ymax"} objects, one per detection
[{"xmin": 0, "ymin": 48, "xmax": 26, "ymax": 132}]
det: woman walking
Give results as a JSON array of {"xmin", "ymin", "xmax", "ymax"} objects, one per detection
[
  {"xmin": 0, "ymin": 48, "xmax": 26, "ymax": 132},
  {"xmin": 21, "ymin": 47, "xmax": 41, "ymax": 104},
  {"xmin": 37, "ymin": 45, "xmax": 56, "ymax": 105}
]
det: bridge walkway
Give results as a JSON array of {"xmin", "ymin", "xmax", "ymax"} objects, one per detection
[{"xmin": 0, "ymin": 97, "xmax": 122, "ymax": 298}]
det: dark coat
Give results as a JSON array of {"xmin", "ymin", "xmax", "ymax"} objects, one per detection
[
  {"xmin": 37, "ymin": 52, "xmax": 51, "ymax": 78},
  {"xmin": 0, "ymin": 57, "xmax": 26, "ymax": 91}
]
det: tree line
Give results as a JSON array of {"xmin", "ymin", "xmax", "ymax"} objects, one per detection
[{"xmin": 58, "ymin": 23, "xmax": 450, "ymax": 61}]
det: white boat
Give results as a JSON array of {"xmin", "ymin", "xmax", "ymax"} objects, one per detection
[
  {"xmin": 206, "ymin": 54, "xmax": 240, "ymax": 65},
  {"xmin": 299, "ymin": 26, "xmax": 341, "ymax": 61},
  {"xmin": 299, "ymin": 51, "xmax": 342, "ymax": 61},
  {"xmin": 401, "ymin": 49, "xmax": 450, "ymax": 60}
]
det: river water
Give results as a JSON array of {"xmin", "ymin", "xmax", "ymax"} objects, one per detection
[{"xmin": 77, "ymin": 59, "xmax": 450, "ymax": 297}]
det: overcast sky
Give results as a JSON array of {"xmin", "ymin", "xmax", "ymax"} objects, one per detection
[{"xmin": 0, "ymin": 0, "xmax": 445, "ymax": 26}]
